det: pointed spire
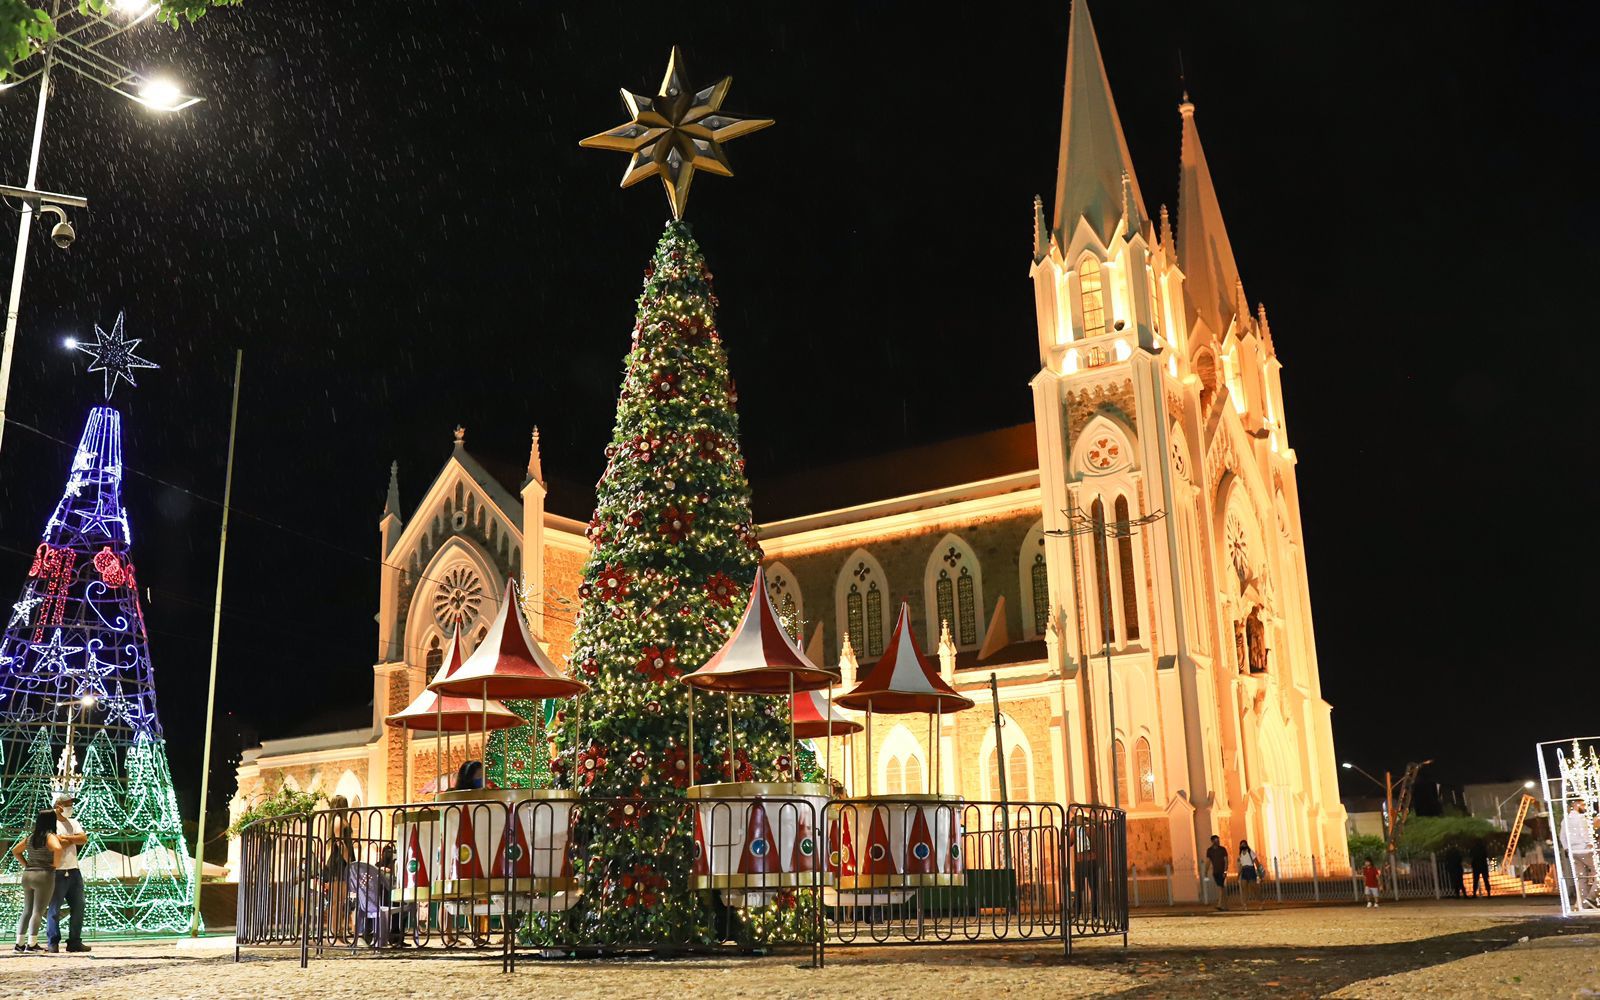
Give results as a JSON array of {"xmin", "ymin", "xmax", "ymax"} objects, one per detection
[
  {"xmin": 1159, "ymin": 204, "xmax": 1174, "ymax": 252},
  {"xmin": 1121, "ymin": 170, "xmax": 1146, "ymax": 241},
  {"xmin": 1177, "ymin": 94, "xmax": 1244, "ymax": 338},
  {"xmin": 383, "ymin": 461, "xmax": 402, "ymax": 520},
  {"xmin": 1053, "ymin": 0, "xmax": 1146, "ymax": 246},
  {"xmin": 1032, "ymin": 194, "xmax": 1049, "ymax": 263},
  {"xmin": 1257, "ymin": 302, "xmax": 1275, "ymax": 355},
  {"xmin": 526, "ymin": 426, "xmax": 544, "ymax": 486}
]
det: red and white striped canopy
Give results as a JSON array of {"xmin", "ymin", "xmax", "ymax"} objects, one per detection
[
  {"xmin": 791, "ymin": 686, "xmax": 862, "ymax": 739},
  {"xmin": 681, "ymin": 566, "xmax": 839, "ymax": 694},
  {"xmin": 836, "ymin": 603, "xmax": 975, "ymax": 714},
  {"xmin": 386, "ymin": 629, "xmax": 525, "ymax": 732},
  {"xmin": 429, "ymin": 579, "xmax": 588, "ymax": 700}
]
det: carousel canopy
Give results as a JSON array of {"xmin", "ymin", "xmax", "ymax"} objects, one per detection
[
  {"xmin": 430, "ymin": 579, "xmax": 588, "ymax": 700},
  {"xmin": 681, "ymin": 566, "xmax": 838, "ymax": 694},
  {"xmin": 791, "ymin": 686, "xmax": 862, "ymax": 739},
  {"xmin": 387, "ymin": 630, "xmax": 526, "ymax": 732},
  {"xmin": 836, "ymin": 602, "xmax": 976, "ymax": 714}
]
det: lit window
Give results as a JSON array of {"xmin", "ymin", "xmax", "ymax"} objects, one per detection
[
  {"xmin": 846, "ymin": 585, "xmax": 864, "ymax": 652},
  {"xmin": 1078, "ymin": 255, "xmax": 1106, "ymax": 339},
  {"xmin": 866, "ymin": 583, "xmax": 884, "ymax": 657},
  {"xmin": 1112, "ymin": 738, "xmax": 1127, "ymax": 798},
  {"xmin": 1135, "ymin": 737, "xmax": 1155, "ymax": 804},
  {"xmin": 1008, "ymin": 745, "xmax": 1029, "ymax": 801}
]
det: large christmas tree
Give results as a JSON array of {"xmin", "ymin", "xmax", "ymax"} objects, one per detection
[
  {"xmin": 0, "ymin": 404, "xmax": 194, "ymax": 933},
  {"xmin": 550, "ymin": 221, "xmax": 791, "ymax": 942}
]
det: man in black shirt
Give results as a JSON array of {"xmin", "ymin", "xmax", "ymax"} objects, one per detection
[{"xmin": 1206, "ymin": 835, "xmax": 1229, "ymax": 911}]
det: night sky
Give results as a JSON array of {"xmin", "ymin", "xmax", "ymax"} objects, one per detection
[{"xmin": 0, "ymin": 1, "xmax": 1593, "ymax": 842}]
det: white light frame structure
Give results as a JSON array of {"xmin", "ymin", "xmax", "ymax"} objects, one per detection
[{"xmin": 1535, "ymin": 736, "xmax": 1600, "ymax": 918}]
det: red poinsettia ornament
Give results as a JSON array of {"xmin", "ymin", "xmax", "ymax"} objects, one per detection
[
  {"xmin": 658, "ymin": 744, "xmax": 699, "ymax": 789},
  {"xmin": 634, "ymin": 644, "xmax": 680, "ymax": 683},
  {"xmin": 704, "ymin": 572, "xmax": 739, "ymax": 608},
  {"xmin": 657, "ymin": 506, "xmax": 694, "ymax": 544},
  {"xmin": 577, "ymin": 744, "xmax": 607, "ymax": 786},
  {"xmin": 597, "ymin": 564, "xmax": 632, "ymax": 600}
]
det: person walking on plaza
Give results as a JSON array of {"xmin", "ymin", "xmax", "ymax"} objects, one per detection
[
  {"xmin": 1236, "ymin": 840, "xmax": 1260, "ymax": 910},
  {"xmin": 1563, "ymin": 798, "xmax": 1599, "ymax": 908},
  {"xmin": 45, "ymin": 792, "xmax": 89, "ymax": 953},
  {"xmin": 1469, "ymin": 839, "xmax": 1491, "ymax": 897},
  {"xmin": 1362, "ymin": 859, "xmax": 1382, "ymax": 907},
  {"xmin": 10, "ymin": 810, "xmax": 61, "ymax": 952},
  {"xmin": 1444, "ymin": 845, "xmax": 1466, "ymax": 898},
  {"xmin": 1205, "ymin": 835, "xmax": 1229, "ymax": 911}
]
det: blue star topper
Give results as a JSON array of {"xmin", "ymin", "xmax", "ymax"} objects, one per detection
[{"xmin": 74, "ymin": 312, "xmax": 158, "ymax": 399}]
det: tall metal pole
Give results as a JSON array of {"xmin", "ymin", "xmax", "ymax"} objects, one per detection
[
  {"xmin": 189, "ymin": 349, "xmax": 242, "ymax": 935},
  {"xmin": 0, "ymin": 0, "xmax": 62, "ymax": 459},
  {"xmin": 990, "ymin": 674, "xmax": 1013, "ymax": 870}
]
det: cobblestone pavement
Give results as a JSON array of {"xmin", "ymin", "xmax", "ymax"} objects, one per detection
[{"xmin": 2, "ymin": 899, "xmax": 1595, "ymax": 999}]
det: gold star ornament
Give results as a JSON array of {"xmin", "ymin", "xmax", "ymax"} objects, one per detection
[{"xmin": 580, "ymin": 46, "xmax": 773, "ymax": 220}]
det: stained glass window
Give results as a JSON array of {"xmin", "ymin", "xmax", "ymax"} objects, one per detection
[
  {"xmin": 1112, "ymin": 738, "xmax": 1127, "ymax": 800},
  {"xmin": 846, "ymin": 585, "xmax": 864, "ymax": 653},
  {"xmin": 1008, "ymin": 745, "xmax": 1029, "ymax": 801},
  {"xmin": 904, "ymin": 755, "xmax": 923, "ymax": 794},
  {"xmin": 1031, "ymin": 554, "xmax": 1049, "ymax": 636},
  {"xmin": 780, "ymin": 593, "xmax": 799, "ymax": 641},
  {"xmin": 1091, "ymin": 499, "xmax": 1113, "ymax": 645},
  {"xmin": 866, "ymin": 583, "xmax": 884, "ymax": 657},
  {"xmin": 936, "ymin": 571, "xmax": 954, "ymax": 640},
  {"xmin": 957, "ymin": 567, "xmax": 976, "ymax": 646},
  {"xmin": 1135, "ymin": 737, "xmax": 1155, "ymax": 804},
  {"xmin": 424, "ymin": 634, "xmax": 443, "ymax": 682}
]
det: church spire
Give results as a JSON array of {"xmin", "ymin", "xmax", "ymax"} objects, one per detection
[
  {"xmin": 526, "ymin": 426, "xmax": 544, "ymax": 487},
  {"xmin": 1177, "ymin": 95, "xmax": 1243, "ymax": 338},
  {"xmin": 1053, "ymin": 0, "xmax": 1146, "ymax": 247},
  {"xmin": 383, "ymin": 460, "xmax": 402, "ymax": 521}
]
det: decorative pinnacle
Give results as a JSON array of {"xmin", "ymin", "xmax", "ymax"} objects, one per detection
[
  {"xmin": 527, "ymin": 426, "xmax": 545, "ymax": 486},
  {"xmin": 1032, "ymin": 194, "xmax": 1048, "ymax": 263},
  {"xmin": 384, "ymin": 461, "xmax": 402, "ymax": 518},
  {"xmin": 452, "ymin": 425, "xmax": 466, "ymax": 449},
  {"xmin": 1159, "ymin": 203, "xmax": 1174, "ymax": 250}
]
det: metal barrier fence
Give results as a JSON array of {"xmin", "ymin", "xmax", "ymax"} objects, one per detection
[{"xmin": 234, "ymin": 796, "xmax": 1127, "ymax": 968}]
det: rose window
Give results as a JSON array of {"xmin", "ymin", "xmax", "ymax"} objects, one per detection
[{"xmin": 433, "ymin": 565, "xmax": 485, "ymax": 631}]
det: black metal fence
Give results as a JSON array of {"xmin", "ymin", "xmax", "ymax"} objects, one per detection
[{"xmin": 234, "ymin": 795, "xmax": 1126, "ymax": 969}]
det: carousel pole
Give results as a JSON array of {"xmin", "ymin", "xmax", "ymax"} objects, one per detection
[
  {"xmin": 788, "ymin": 673, "xmax": 796, "ymax": 779},
  {"xmin": 935, "ymin": 705, "xmax": 942, "ymax": 794},
  {"xmin": 824, "ymin": 685, "xmax": 833, "ymax": 790},
  {"xmin": 726, "ymin": 693, "xmax": 735, "ymax": 782},
  {"xmin": 482, "ymin": 681, "xmax": 489, "ymax": 778},
  {"xmin": 866, "ymin": 699, "xmax": 874, "ymax": 798},
  {"xmin": 687, "ymin": 687, "xmax": 696, "ymax": 785}
]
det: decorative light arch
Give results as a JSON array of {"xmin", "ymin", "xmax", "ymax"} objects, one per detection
[
  {"xmin": 834, "ymin": 548, "xmax": 890, "ymax": 660},
  {"xmin": 922, "ymin": 533, "xmax": 984, "ymax": 651}
]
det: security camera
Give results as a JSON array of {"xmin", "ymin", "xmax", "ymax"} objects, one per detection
[{"xmin": 40, "ymin": 205, "xmax": 73, "ymax": 250}]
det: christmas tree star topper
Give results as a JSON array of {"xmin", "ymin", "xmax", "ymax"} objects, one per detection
[
  {"xmin": 73, "ymin": 312, "xmax": 158, "ymax": 399},
  {"xmin": 580, "ymin": 46, "xmax": 773, "ymax": 220}
]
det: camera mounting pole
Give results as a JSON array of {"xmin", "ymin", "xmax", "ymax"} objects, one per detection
[{"xmin": 0, "ymin": 185, "xmax": 89, "ymax": 210}]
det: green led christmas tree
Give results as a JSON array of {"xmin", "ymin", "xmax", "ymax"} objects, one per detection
[
  {"xmin": 0, "ymin": 323, "xmax": 194, "ymax": 935},
  {"xmin": 549, "ymin": 221, "xmax": 792, "ymax": 942}
]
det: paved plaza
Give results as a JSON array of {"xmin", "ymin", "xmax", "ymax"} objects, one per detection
[{"xmin": 3, "ymin": 899, "xmax": 1596, "ymax": 998}]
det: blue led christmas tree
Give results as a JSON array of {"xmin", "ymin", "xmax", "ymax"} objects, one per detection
[{"xmin": 0, "ymin": 317, "xmax": 191, "ymax": 934}]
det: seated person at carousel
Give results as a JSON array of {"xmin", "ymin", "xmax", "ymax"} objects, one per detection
[{"xmin": 454, "ymin": 759, "xmax": 491, "ymax": 792}]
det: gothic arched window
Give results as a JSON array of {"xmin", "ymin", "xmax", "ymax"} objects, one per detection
[
  {"xmin": 1134, "ymin": 737, "xmax": 1155, "ymax": 804},
  {"xmin": 846, "ymin": 586, "xmax": 865, "ymax": 652},
  {"xmin": 935, "ymin": 572, "xmax": 954, "ymax": 640},
  {"xmin": 1112, "ymin": 738, "xmax": 1127, "ymax": 800},
  {"xmin": 780, "ymin": 593, "xmax": 799, "ymax": 641},
  {"xmin": 424, "ymin": 635, "xmax": 443, "ymax": 682},
  {"xmin": 957, "ymin": 567, "xmax": 977, "ymax": 646},
  {"xmin": 1114, "ymin": 496, "xmax": 1140, "ymax": 642},
  {"xmin": 865, "ymin": 583, "xmax": 884, "ymax": 657},
  {"xmin": 1008, "ymin": 745, "xmax": 1029, "ymax": 801},
  {"xmin": 1078, "ymin": 254, "xmax": 1107, "ymax": 339}
]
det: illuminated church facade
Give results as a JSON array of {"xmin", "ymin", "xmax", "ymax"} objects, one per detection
[{"xmin": 231, "ymin": 2, "xmax": 1347, "ymax": 882}]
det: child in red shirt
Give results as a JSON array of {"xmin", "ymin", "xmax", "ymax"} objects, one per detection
[{"xmin": 1362, "ymin": 860, "xmax": 1382, "ymax": 908}]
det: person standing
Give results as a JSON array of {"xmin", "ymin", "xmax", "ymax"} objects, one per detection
[
  {"xmin": 1361, "ymin": 859, "xmax": 1382, "ymax": 908},
  {"xmin": 45, "ymin": 792, "xmax": 89, "ymax": 953},
  {"xmin": 1469, "ymin": 840, "xmax": 1491, "ymax": 897},
  {"xmin": 10, "ymin": 810, "xmax": 60, "ymax": 952},
  {"xmin": 1205, "ymin": 835, "xmax": 1229, "ymax": 911},
  {"xmin": 1564, "ymin": 799, "xmax": 1599, "ymax": 909},
  {"xmin": 1237, "ymin": 841, "xmax": 1260, "ymax": 910}
]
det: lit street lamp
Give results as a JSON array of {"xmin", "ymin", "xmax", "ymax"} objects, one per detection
[{"xmin": 0, "ymin": 0, "xmax": 203, "ymax": 457}]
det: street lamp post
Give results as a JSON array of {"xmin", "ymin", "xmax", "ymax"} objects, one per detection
[
  {"xmin": 1494, "ymin": 781, "xmax": 1536, "ymax": 831},
  {"xmin": 0, "ymin": 2, "xmax": 201, "ymax": 457}
]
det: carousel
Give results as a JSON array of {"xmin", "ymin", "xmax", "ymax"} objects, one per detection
[
  {"xmin": 833, "ymin": 603, "xmax": 975, "ymax": 900},
  {"xmin": 679, "ymin": 567, "xmax": 838, "ymax": 908},
  {"xmin": 388, "ymin": 580, "xmax": 588, "ymax": 912}
]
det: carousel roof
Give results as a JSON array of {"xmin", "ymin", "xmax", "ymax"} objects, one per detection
[
  {"xmin": 386, "ymin": 629, "xmax": 526, "ymax": 732},
  {"xmin": 430, "ymin": 579, "xmax": 588, "ymax": 700},
  {"xmin": 835, "ymin": 603, "xmax": 976, "ymax": 714},
  {"xmin": 681, "ymin": 566, "xmax": 839, "ymax": 694},
  {"xmin": 791, "ymin": 686, "xmax": 862, "ymax": 739}
]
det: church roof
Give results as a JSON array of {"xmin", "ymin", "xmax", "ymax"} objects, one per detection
[
  {"xmin": 1053, "ymin": 0, "xmax": 1146, "ymax": 247},
  {"xmin": 751, "ymin": 422, "xmax": 1038, "ymax": 524},
  {"xmin": 1177, "ymin": 97, "xmax": 1244, "ymax": 338}
]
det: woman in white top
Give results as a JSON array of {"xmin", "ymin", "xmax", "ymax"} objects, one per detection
[{"xmin": 1237, "ymin": 840, "xmax": 1260, "ymax": 909}]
